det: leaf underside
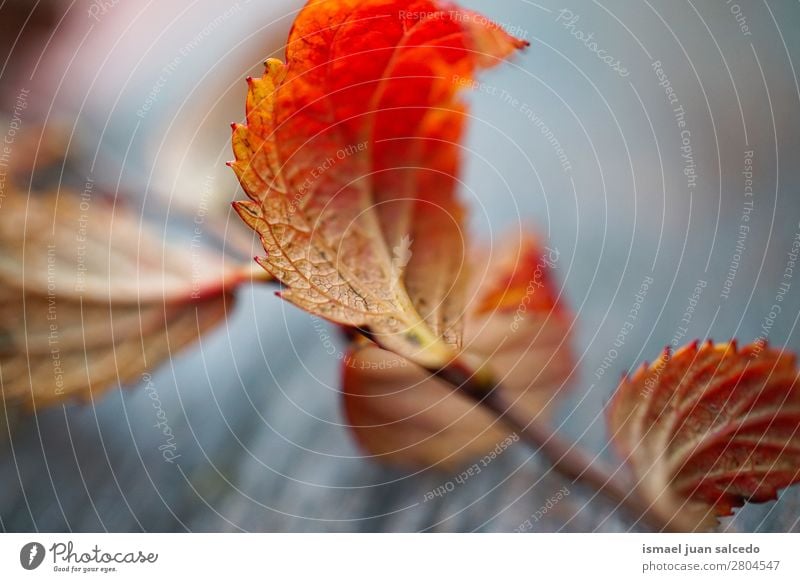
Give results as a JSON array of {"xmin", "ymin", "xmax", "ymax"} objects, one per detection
[
  {"xmin": 0, "ymin": 189, "xmax": 238, "ymax": 409},
  {"xmin": 609, "ymin": 340, "xmax": 800, "ymax": 531}
]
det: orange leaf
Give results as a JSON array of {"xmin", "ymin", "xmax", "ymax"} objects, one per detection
[
  {"xmin": 0, "ymin": 187, "xmax": 257, "ymax": 410},
  {"xmin": 608, "ymin": 340, "xmax": 800, "ymax": 531},
  {"xmin": 343, "ymin": 234, "xmax": 573, "ymax": 469},
  {"xmin": 231, "ymin": 0, "xmax": 527, "ymax": 372}
]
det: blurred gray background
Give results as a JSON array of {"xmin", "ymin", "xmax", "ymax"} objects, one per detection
[{"xmin": 2, "ymin": 0, "xmax": 800, "ymax": 532}]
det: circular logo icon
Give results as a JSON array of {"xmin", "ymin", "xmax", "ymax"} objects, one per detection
[{"xmin": 19, "ymin": 542, "xmax": 46, "ymax": 570}]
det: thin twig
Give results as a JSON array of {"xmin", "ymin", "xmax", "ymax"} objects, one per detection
[{"xmin": 440, "ymin": 364, "xmax": 682, "ymax": 532}]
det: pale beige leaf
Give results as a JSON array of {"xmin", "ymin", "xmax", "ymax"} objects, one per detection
[{"xmin": 0, "ymin": 188, "xmax": 252, "ymax": 409}]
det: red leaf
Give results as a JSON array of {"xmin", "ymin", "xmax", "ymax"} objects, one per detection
[
  {"xmin": 231, "ymin": 0, "xmax": 528, "ymax": 371},
  {"xmin": 609, "ymin": 340, "xmax": 800, "ymax": 530},
  {"xmin": 343, "ymin": 234, "xmax": 573, "ymax": 469}
]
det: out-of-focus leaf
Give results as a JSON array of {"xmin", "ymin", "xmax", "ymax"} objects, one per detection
[
  {"xmin": 0, "ymin": 188, "xmax": 258, "ymax": 410},
  {"xmin": 231, "ymin": 0, "xmax": 527, "ymax": 373},
  {"xmin": 608, "ymin": 340, "xmax": 800, "ymax": 531},
  {"xmin": 342, "ymin": 234, "xmax": 573, "ymax": 469}
]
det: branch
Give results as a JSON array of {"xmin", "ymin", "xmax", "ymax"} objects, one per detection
[{"xmin": 441, "ymin": 362, "xmax": 682, "ymax": 532}]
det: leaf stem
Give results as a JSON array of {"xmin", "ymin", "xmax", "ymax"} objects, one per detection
[
  {"xmin": 448, "ymin": 371, "xmax": 681, "ymax": 532},
  {"xmin": 358, "ymin": 330, "xmax": 679, "ymax": 531}
]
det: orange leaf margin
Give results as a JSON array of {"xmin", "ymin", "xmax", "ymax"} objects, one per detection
[{"xmin": 230, "ymin": 0, "xmax": 529, "ymax": 373}]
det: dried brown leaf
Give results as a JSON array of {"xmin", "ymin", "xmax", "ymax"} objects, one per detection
[{"xmin": 0, "ymin": 188, "xmax": 255, "ymax": 410}]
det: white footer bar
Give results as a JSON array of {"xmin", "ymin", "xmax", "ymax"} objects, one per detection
[{"xmin": 1, "ymin": 533, "xmax": 797, "ymax": 581}]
